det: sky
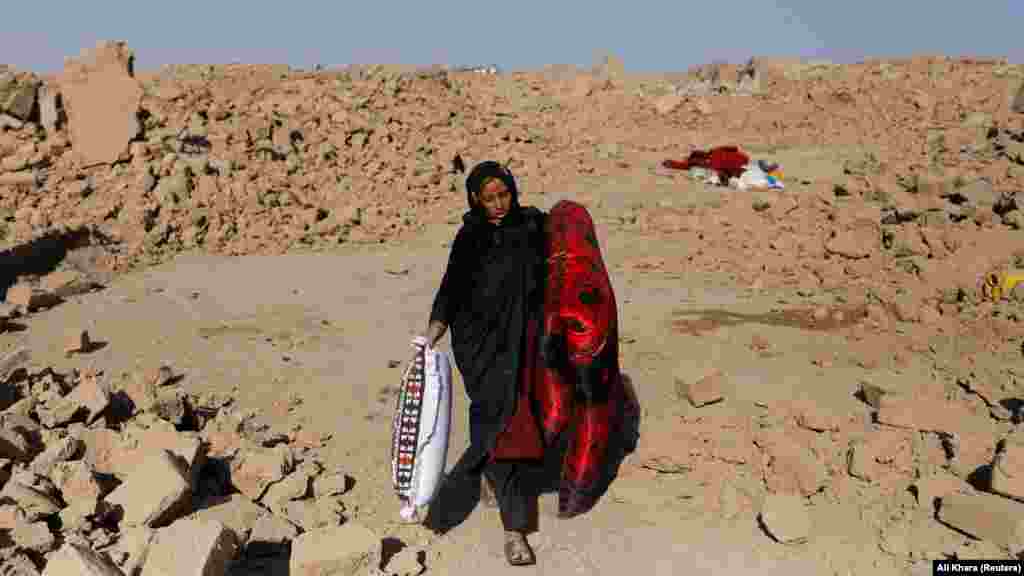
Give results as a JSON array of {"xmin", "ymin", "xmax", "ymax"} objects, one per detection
[{"xmin": 5, "ymin": 1, "xmax": 1023, "ymax": 74}]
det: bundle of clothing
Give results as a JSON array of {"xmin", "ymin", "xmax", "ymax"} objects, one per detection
[
  {"xmin": 662, "ymin": 145, "xmax": 785, "ymax": 190},
  {"xmin": 662, "ymin": 145, "xmax": 750, "ymax": 180}
]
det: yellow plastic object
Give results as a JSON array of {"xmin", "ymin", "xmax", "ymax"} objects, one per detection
[
  {"xmin": 981, "ymin": 269, "xmax": 1024, "ymax": 301},
  {"xmin": 768, "ymin": 170, "xmax": 784, "ymax": 180}
]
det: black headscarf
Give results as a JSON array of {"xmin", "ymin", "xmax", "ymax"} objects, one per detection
[{"xmin": 464, "ymin": 161, "xmax": 520, "ymax": 224}]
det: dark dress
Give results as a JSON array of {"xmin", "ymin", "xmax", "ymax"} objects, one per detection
[{"xmin": 429, "ymin": 205, "xmax": 547, "ymax": 478}]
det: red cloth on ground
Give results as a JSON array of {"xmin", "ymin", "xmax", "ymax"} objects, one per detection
[
  {"xmin": 490, "ymin": 317, "xmax": 545, "ymax": 461},
  {"xmin": 662, "ymin": 145, "xmax": 750, "ymax": 180}
]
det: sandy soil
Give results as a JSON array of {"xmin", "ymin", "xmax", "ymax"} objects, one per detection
[{"xmin": 1, "ymin": 155, "xmax": 968, "ymax": 574}]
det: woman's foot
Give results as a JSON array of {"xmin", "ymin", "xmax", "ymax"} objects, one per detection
[
  {"xmin": 480, "ymin": 478, "xmax": 498, "ymax": 508},
  {"xmin": 504, "ymin": 531, "xmax": 536, "ymax": 566}
]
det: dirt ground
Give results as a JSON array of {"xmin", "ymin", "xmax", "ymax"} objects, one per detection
[
  {"xmin": 4, "ymin": 47, "xmax": 1024, "ymax": 574},
  {"xmin": 4, "ymin": 151, "xmax": 996, "ymax": 575}
]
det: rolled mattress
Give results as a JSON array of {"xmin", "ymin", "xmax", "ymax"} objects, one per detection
[{"xmin": 391, "ymin": 336, "xmax": 452, "ymax": 522}]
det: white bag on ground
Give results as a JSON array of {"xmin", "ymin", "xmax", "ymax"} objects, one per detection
[{"xmin": 391, "ymin": 336, "xmax": 453, "ymax": 522}]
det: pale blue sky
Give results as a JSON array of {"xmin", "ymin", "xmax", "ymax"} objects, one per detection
[{"xmin": 6, "ymin": 1, "xmax": 1023, "ymax": 73}]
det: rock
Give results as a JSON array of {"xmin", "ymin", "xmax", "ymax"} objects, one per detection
[
  {"xmin": 916, "ymin": 171, "xmax": 956, "ymax": 197},
  {"xmin": 65, "ymin": 329, "xmax": 92, "ymax": 355},
  {"xmin": 1003, "ymin": 210, "xmax": 1024, "ymax": 230},
  {"xmin": 759, "ymin": 493, "xmax": 810, "ymax": 544},
  {"xmin": 876, "ymin": 395, "xmax": 974, "ymax": 434},
  {"xmin": 1012, "ymin": 82, "xmax": 1024, "ymax": 114},
  {"xmin": 153, "ymin": 172, "xmax": 191, "ymax": 207},
  {"xmin": 42, "ymin": 543, "xmax": 124, "ymax": 576},
  {"xmin": 0, "ymin": 480, "xmax": 61, "ymax": 521},
  {"xmin": 913, "ymin": 471, "xmax": 967, "ymax": 510},
  {"xmin": 290, "ymin": 523, "xmax": 379, "ymax": 576},
  {"xmin": 847, "ymin": 441, "xmax": 877, "ymax": 482},
  {"xmin": 794, "ymin": 404, "xmax": 842, "ymax": 432},
  {"xmin": 2, "ymin": 553, "xmax": 42, "ymax": 576},
  {"xmin": 4, "ymin": 284, "xmax": 59, "ymax": 312},
  {"xmin": 0, "ymin": 427, "xmax": 32, "ymax": 461},
  {"xmin": 140, "ymin": 518, "xmax": 238, "ymax": 576},
  {"xmin": 41, "ymin": 270, "xmax": 95, "ymax": 299},
  {"xmin": 229, "ymin": 444, "xmax": 294, "ymax": 501},
  {"xmin": 938, "ymin": 492, "xmax": 1024, "ymax": 555},
  {"xmin": 679, "ymin": 371, "xmax": 725, "ymax": 407},
  {"xmin": 30, "ymin": 436, "xmax": 83, "ymax": 476},
  {"xmin": 825, "ymin": 227, "xmax": 875, "ymax": 259},
  {"xmin": 124, "ymin": 428, "xmax": 205, "ymax": 489},
  {"xmin": 38, "ymin": 374, "xmax": 111, "ymax": 428},
  {"xmin": 383, "ymin": 546, "xmax": 425, "ymax": 576},
  {"xmin": 261, "ymin": 466, "xmax": 313, "ymax": 510},
  {"xmin": 0, "ymin": 503, "xmax": 21, "ymax": 529},
  {"xmin": 107, "ymin": 526, "xmax": 156, "ymax": 576},
  {"xmin": 247, "ymin": 513, "xmax": 300, "ymax": 557},
  {"xmin": 146, "ymin": 388, "xmax": 190, "ymax": 426},
  {"xmin": 956, "ymin": 179, "xmax": 999, "ymax": 206},
  {"xmin": 0, "ymin": 72, "xmax": 39, "ymax": 121},
  {"xmin": 104, "ymin": 449, "xmax": 191, "ymax": 528},
  {"xmin": 653, "ymin": 94, "xmax": 683, "ymax": 115},
  {"xmin": 0, "ymin": 113, "xmax": 24, "ymax": 131},
  {"xmin": 80, "ymin": 428, "xmax": 129, "ymax": 475},
  {"xmin": 282, "ymin": 498, "xmax": 343, "ymax": 531},
  {"xmin": 59, "ymin": 498, "xmax": 104, "ymax": 532},
  {"xmin": 38, "ymin": 84, "xmax": 63, "ymax": 132},
  {"xmin": 59, "ymin": 41, "xmax": 143, "ymax": 166},
  {"xmin": 50, "ymin": 460, "xmax": 105, "ymax": 502},
  {"xmin": 11, "ymin": 519, "xmax": 57, "ymax": 554},
  {"xmin": 313, "ymin": 471, "xmax": 350, "ymax": 498},
  {"xmin": 991, "ymin": 438, "xmax": 1024, "ymax": 502},
  {"xmin": 758, "ymin": 433, "xmax": 828, "ymax": 497},
  {"xmin": 188, "ymin": 494, "xmax": 265, "ymax": 546}
]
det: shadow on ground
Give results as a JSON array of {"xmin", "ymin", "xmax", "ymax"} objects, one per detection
[
  {"xmin": 0, "ymin": 227, "xmax": 94, "ymax": 299},
  {"xmin": 424, "ymin": 372, "xmax": 641, "ymax": 536}
]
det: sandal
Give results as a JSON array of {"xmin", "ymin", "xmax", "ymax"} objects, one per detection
[{"xmin": 504, "ymin": 531, "xmax": 536, "ymax": 566}]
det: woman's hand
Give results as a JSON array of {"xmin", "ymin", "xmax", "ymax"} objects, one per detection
[{"xmin": 423, "ymin": 321, "xmax": 447, "ymax": 349}]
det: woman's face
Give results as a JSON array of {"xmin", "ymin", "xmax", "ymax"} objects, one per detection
[{"xmin": 475, "ymin": 177, "xmax": 512, "ymax": 224}]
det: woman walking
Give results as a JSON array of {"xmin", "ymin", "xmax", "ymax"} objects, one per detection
[{"xmin": 419, "ymin": 160, "xmax": 547, "ymax": 566}]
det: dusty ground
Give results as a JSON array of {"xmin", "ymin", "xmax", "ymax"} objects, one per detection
[
  {"xmin": 6, "ymin": 155, "xmax": 1018, "ymax": 575},
  {"xmin": 4, "ymin": 41, "xmax": 1024, "ymax": 575}
]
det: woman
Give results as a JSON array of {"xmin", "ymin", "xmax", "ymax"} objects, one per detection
[{"xmin": 419, "ymin": 160, "xmax": 547, "ymax": 566}]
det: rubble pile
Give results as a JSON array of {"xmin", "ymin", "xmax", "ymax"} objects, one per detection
[
  {"xmin": 0, "ymin": 341, "xmax": 412, "ymax": 575},
  {"xmin": 0, "ymin": 44, "xmax": 1020, "ymax": 276}
]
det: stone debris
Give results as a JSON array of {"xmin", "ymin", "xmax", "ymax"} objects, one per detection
[
  {"xmin": 1012, "ymin": 81, "xmax": 1024, "ymax": 114},
  {"xmin": 139, "ymin": 518, "xmax": 238, "ymax": 576},
  {"xmin": 247, "ymin": 513, "xmax": 300, "ymax": 557},
  {"xmin": 229, "ymin": 443, "xmax": 295, "ymax": 501},
  {"xmin": 42, "ymin": 543, "xmax": 124, "ymax": 576},
  {"xmin": 384, "ymin": 546, "xmax": 426, "ymax": 576},
  {"xmin": 104, "ymin": 449, "xmax": 191, "ymax": 528},
  {"xmin": 64, "ymin": 329, "xmax": 92, "ymax": 355},
  {"xmin": 290, "ymin": 522, "xmax": 379, "ymax": 576},
  {"xmin": 759, "ymin": 493, "xmax": 811, "ymax": 544},
  {"xmin": 3, "ymin": 553, "xmax": 43, "ymax": 576},
  {"xmin": 679, "ymin": 371, "xmax": 725, "ymax": 407},
  {"xmin": 875, "ymin": 394, "xmax": 974, "ymax": 434},
  {"xmin": 187, "ymin": 494, "xmax": 265, "ymax": 546},
  {"xmin": 313, "ymin": 471, "xmax": 350, "ymax": 498},
  {"xmin": 938, "ymin": 492, "xmax": 1024, "ymax": 555},
  {"xmin": 58, "ymin": 41, "xmax": 143, "ymax": 167},
  {"xmin": 1, "ymin": 479, "xmax": 61, "ymax": 521},
  {"xmin": 11, "ymin": 518, "xmax": 58, "ymax": 554},
  {"xmin": 990, "ymin": 437, "xmax": 1024, "ymax": 501}
]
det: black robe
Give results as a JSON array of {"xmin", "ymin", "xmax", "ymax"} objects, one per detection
[{"xmin": 429, "ymin": 205, "xmax": 547, "ymax": 477}]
